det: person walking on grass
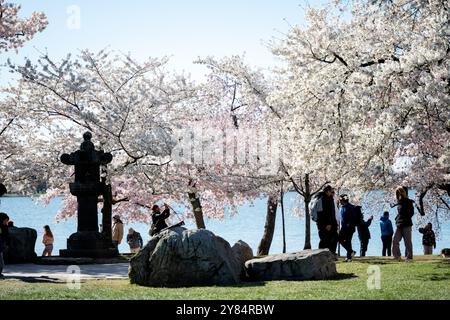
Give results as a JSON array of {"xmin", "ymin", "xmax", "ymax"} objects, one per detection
[
  {"xmin": 338, "ymin": 194, "xmax": 357, "ymax": 262},
  {"xmin": 42, "ymin": 225, "xmax": 54, "ymax": 257},
  {"xmin": 392, "ymin": 186, "xmax": 415, "ymax": 261},
  {"xmin": 380, "ymin": 211, "xmax": 394, "ymax": 256},
  {"xmin": 0, "ymin": 213, "xmax": 10, "ymax": 279},
  {"xmin": 357, "ymin": 213, "xmax": 373, "ymax": 257},
  {"xmin": 112, "ymin": 215, "xmax": 124, "ymax": 250},
  {"xmin": 419, "ymin": 223, "xmax": 436, "ymax": 255},
  {"xmin": 127, "ymin": 228, "xmax": 143, "ymax": 254},
  {"xmin": 315, "ymin": 186, "xmax": 339, "ymax": 255}
]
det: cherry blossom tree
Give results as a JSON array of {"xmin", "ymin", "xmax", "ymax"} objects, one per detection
[
  {"xmin": 0, "ymin": 0, "xmax": 47, "ymax": 53},
  {"xmin": 271, "ymin": 0, "xmax": 450, "ymax": 228}
]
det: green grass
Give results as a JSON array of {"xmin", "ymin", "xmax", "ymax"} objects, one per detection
[{"xmin": 1, "ymin": 256, "xmax": 449, "ymax": 300}]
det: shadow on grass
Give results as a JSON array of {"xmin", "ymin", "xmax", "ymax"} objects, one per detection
[
  {"xmin": 425, "ymin": 273, "xmax": 450, "ymax": 281},
  {"xmin": 2, "ymin": 275, "xmax": 63, "ymax": 284},
  {"xmin": 328, "ymin": 273, "xmax": 358, "ymax": 281}
]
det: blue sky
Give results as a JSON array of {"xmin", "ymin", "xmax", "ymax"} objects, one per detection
[{"xmin": 1, "ymin": 0, "xmax": 330, "ymax": 81}]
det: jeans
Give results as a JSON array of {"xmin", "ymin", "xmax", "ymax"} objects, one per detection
[
  {"xmin": 381, "ymin": 235, "xmax": 392, "ymax": 256},
  {"xmin": 318, "ymin": 227, "xmax": 338, "ymax": 254},
  {"xmin": 112, "ymin": 240, "xmax": 119, "ymax": 250},
  {"xmin": 393, "ymin": 226, "xmax": 413, "ymax": 260},
  {"xmin": 0, "ymin": 252, "xmax": 4, "ymax": 275},
  {"xmin": 360, "ymin": 240, "xmax": 369, "ymax": 257},
  {"xmin": 424, "ymin": 245, "xmax": 433, "ymax": 255},
  {"xmin": 339, "ymin": 228, "xmax": 355, "ymax": 259}
]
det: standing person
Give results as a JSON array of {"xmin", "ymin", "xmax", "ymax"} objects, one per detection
[
  {"xmin": 338, "ymin": 194, "xmax": 357, "ymax": 262},
  {"xmin": 150, "ymin": 204, "xmax": 171, "ymax": 236},
  {"xmin": 127, "ymin": 228, "xmax": 143, "ymax": 254},
  {"xmin": 357, "ymin": 214, "xmax": 373, "ymax": 257},
  {"xmin": 112, "ymin": 215, "xmax": 124, "ymax": 250},
  {"xmin": 419, "ymin": 223, "xmax": 436, "ymax": 255},
  {"xmin": 315, "ymin": 186, "xmax": 339, "ymax": 255},
  {"xmin": 392, "ymin": 186, "xmax": 415, "ymax": 261},
  {"xmin": 0, "ymin": 213, "xmax": 10, "ymax": 279},
  {"xmin": 380, "ymin": 211, "xmax": 394, "ymax": 256},
  {"xmin": 42, "ymin": 225, "xmax": 54, "ymax": 257}
]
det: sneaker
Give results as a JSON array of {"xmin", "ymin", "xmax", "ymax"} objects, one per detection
[{"xmin": 344, "ymin": 258, "xmax": 352, "ymax": 262}]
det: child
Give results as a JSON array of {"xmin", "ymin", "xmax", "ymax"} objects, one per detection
[
  {"xmin": 42, "ymin": 225, "xmax": 54, "ymax": 257},
  {"xmin": 380, "ymin": 211, "xmax": 394, "ymax": 256}
]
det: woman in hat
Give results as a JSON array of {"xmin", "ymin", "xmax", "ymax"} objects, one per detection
[{"xmin": 112, "ymin": 214, "xmax": 124, "ymax": 250}]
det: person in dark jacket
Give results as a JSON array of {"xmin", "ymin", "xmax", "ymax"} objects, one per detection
[
  {"xmin": 338, "ymin": 195, "xmax": 357, "ymax": 262},
  {"xmin": 379, "ymin": 211, "xmax": 394, "ymax": 256},
  {"xmin": 150, "ymin": 204, "xmax": 171, "ymax": 236},
  {"xmin": 419, "ymin": 223, "xmax": 436, "ymax": 255},
  {"xmin": 357, "ymin": 214, "xmax": 373, "ymax": 257},
  {"xmin": 127, "ymin": 228, "xmax": 143, "ymax": 253},
  {"xmin": 0, "ymin": 212, "xmax": 10, "ymax": 278},
  {"xmin": 392, "ymin": 186, "xmax": 415, "ymax": 261},
  {"xmin": 316, "ymin": 186, "xmax": 338, "ymax": 255}
]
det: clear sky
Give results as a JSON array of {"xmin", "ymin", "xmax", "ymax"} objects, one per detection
[{"xmin": 1, "ymin": 0, "xmax": 330, "ymax": 82}]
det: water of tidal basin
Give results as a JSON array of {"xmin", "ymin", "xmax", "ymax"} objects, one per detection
[{"xmin": 0, "ymin": 194, "xmax": 448, "ymax": 257}]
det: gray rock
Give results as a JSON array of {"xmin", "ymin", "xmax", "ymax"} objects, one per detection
[
  {"xmin": 129, "ymin": 227, "xmax": 242, "ymax": 287},
  {"xmin": 4, "ymin": 226, "xmax": 37, "ymax": 263},
  {"xmin": 244, "ymin": 249, "xmax": 337, "ymax": 281},
  {"xmin": 232, "ymin": 240, "xmax": 254, "ymax": 278}
]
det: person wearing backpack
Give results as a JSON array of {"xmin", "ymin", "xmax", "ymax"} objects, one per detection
[
  {"xmin": 380, "ymin": 211, "xmax": 394, "ymax": 256},
  {"xmin": 338, "ymin": 194, "xmax": 357, "ymax": 262},
  {"xmin": 392, "ymin": 186, "xmax": 415, "ymax": 261},
  {"xmin": 312, "ymin": 185, "xmax": 339, "ymax": 255}
]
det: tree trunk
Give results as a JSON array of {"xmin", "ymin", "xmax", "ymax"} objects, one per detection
[
  {"xmin": 257, "ymin": 196, "xmax": 278, "ymax": 256},
  {"xmin": 188, "ymin": 191, "xmax": 206, "ymax": 229},
  {"xmin": 280, "ymin": 183, "xmax": 286, "ymax": 253},
  {"xmin": 101, "ymin": 184, "xmax": 113, "ymax": 243},
  {"xmin": 303, "ymin": 174, "xmax": 312, "ymax": 250}
]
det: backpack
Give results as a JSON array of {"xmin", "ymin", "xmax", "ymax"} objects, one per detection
[{"xmin": 309, "ymin": 193, "xmax": 323, "ymax": 222}]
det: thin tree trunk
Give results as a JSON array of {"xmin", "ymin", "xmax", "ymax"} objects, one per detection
[
  {"xmin": 257, "ymin": 196, "xmax": 278, "ymax": 256},
  {"xmin": 280, "ymin": 182, "xmax": 286, "ymax": 253},
  {"xmin": 303, "ymin": 174, "xmax": 312, "ymax": 250},
  {"xmin": 188, "ymin": 179, "xmax": 206, "ymax": 229}
]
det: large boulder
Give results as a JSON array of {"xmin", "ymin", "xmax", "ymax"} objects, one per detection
[
  {"xmin": 245, "ymin": 249, "xmax": 337, "ymax": 281},
  {"xmin": 232, "ymin": 240, "xmax": 254, "ymax": 278},
  {"xmin": 129, "ymin": 227, "xmax": 242, "ymax": 287},
  {"xmin": 4, "ymin": 226, "xmax": 37, "ymax": 263}
]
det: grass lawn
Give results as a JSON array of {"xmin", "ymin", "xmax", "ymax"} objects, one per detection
[{"xmin": 0, "ymin": 256, "xmax": 449, "ymax": 300}]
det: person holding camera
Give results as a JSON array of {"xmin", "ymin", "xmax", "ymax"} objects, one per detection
[{"xmin": 149, "ymin": 203, "xmax": 172, "ymax": 236}]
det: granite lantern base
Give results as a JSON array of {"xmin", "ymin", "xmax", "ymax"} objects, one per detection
[{"xmin": 60, "ymin": 231, "xmax": 118, "ymax": 258}]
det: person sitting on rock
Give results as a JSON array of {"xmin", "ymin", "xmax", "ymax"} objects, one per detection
[{"xmin": 150, "ymin": 204, "xmax": 171, "ymax": 236}]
